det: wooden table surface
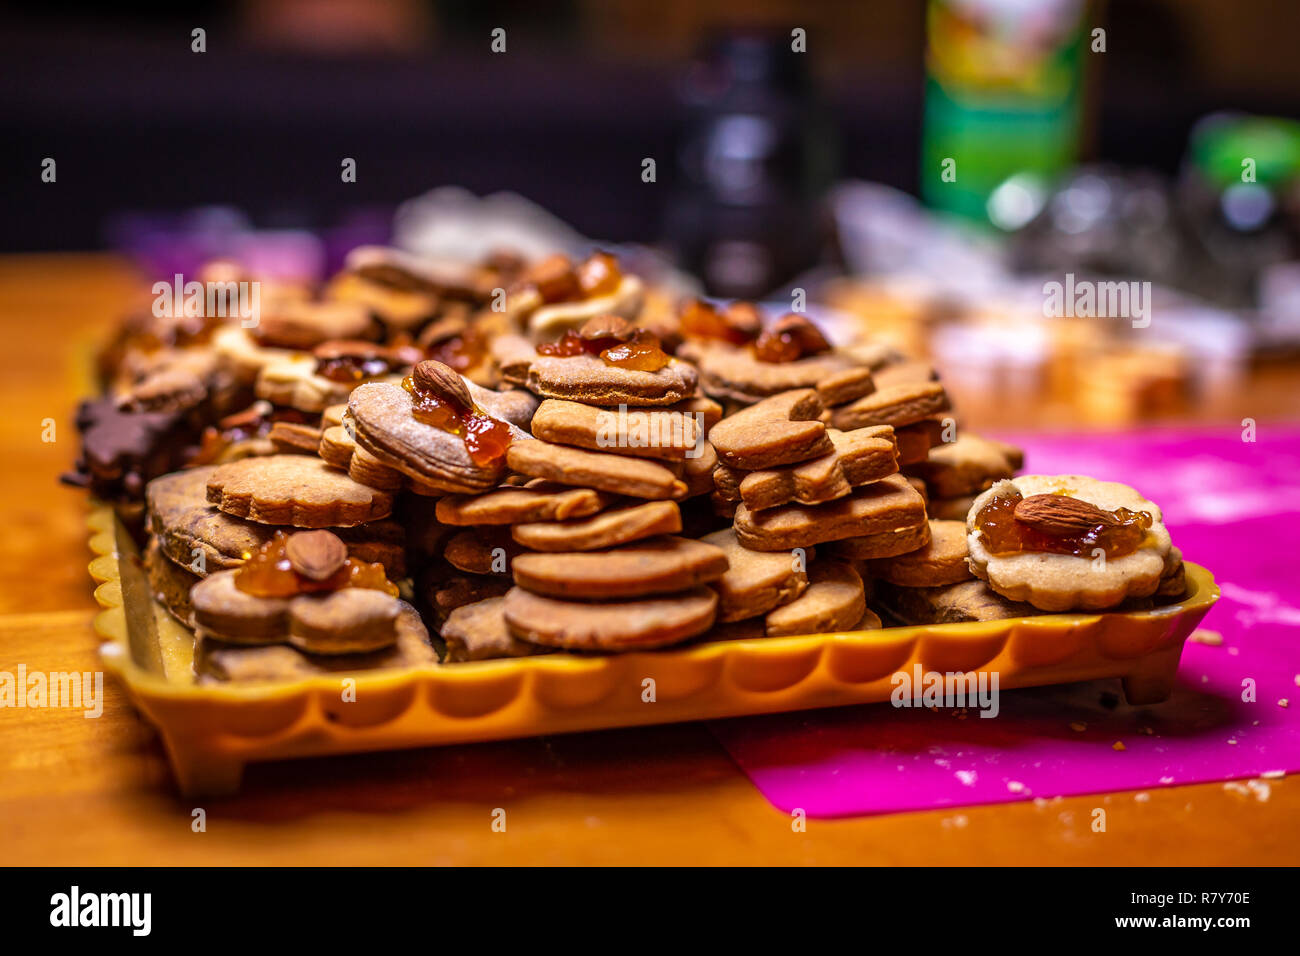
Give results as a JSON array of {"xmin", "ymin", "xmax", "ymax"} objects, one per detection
[{"xmin": 1, "ymin": 254, "xmax": 1295, "ymax": 866}]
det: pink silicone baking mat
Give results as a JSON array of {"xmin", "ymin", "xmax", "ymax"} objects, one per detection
[{"xmin": 709, "ymin": 425, "xmax": 1300, "ymax": 817}]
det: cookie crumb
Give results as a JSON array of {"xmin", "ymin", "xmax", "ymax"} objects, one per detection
[
  {"xmin": 1188, "ymin": 628, "xmax": 1223, "ymax": 645},
  {"xmin": 1134, "ymin": 792, "xmax": 1150, "ymax": 802},
  {"xmin": 1006, "ymin": 780, "xmax": 1026, "ymax": 793},
  {"xmin": 1069, "ymin": 721, "xmax": 1086, "ymax": 732},
  {"xmin": 1159, "ymin": 775, "xmax": 1174, "ymax": 784},
  {"xmin": 1112, "ymin": 740, "xmax": 1126, "ymax": 751},
  {"xmin": 1261, "ymin": 769, "xmax": 1285, "ymax": 779},
  {"xmin": 1279, "ymin": 699, "xmax": 1290, "ymax": 708}
]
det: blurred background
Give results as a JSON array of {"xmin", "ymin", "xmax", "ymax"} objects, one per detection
[{"xmin": 7, "ymin": 0, "xmax": 1300, "ymax": 428}]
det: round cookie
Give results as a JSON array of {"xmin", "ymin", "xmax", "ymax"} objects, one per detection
[
  {"xmin": 965, "ymin": 475, "xmax": 1172, "ymax": 612},
  {"xmin": 436, "ymin": 480, "xmax": 612, "ymax": 526},
  {"xmin": 506, "ymin": 440, "xmax": 687, "ymax": 500},
  {"xmin": 526, "ymin": 352, "xmax": 699, "ymax": 407},
  {"xmin": 206, "ymin": 455, "xmax": 393, "ymax": 527},
  {"xmin": 441, "ymin": 597, "xmax": 552, "ymax": 662},
  {"xmin": 502, "ymin": 586, "xmax": 718, "ymax": 650},
  {"xmin": 864, "ymin": 519, "xmax": 972, "ymax": 587},
  {"xmin": 764, "ymin": 560, "xmax": 866, "ymax": 637},
  {"xmin": 701, "ymin": 527, "xmax": 809, "ymax": 622},
  {"xmin": 511, "ymin": 500, "xmax": 682, "ymax": 552},
  {"xmin": 511, "ymin": 536, "xmax": 729, "ymax": 599},
  {"xmin": 347, "ymin": 377, "xmax": 534, "ymax": 494}
]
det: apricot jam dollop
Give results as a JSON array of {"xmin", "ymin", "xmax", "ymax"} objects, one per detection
[
  {"xmin": 234, "ymin": 532, "xmax": 398, "ymax": 598},
  {"xmin": 401, "ymin": 375, "xmax": 513, "ymax": 468},
  {"xmin": 974, "ymin": 491, "xmax": 1152, "ymax": 559}
]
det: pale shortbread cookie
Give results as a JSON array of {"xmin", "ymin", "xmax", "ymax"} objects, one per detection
[{"xmin": 966, "ymin": 475, "xmax": 1172, "ymax": 612}]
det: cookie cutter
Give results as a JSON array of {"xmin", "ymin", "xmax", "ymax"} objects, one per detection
[{"xmin": 88, "ymin": 505, "xmax": 1219, "ymax": 796}]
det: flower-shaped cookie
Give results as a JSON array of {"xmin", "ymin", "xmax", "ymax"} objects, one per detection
[
  {"xmin": 965, "ymin": 475, "xmax": 1173, "ymax": 612},
  {"xmin": 190, "ymin": 530, "xmax": 405, "ymax": 654}
]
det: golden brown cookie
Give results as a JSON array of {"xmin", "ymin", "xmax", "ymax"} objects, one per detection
[
  {"xmin": 709, "ymin": 389, "xmax": 832, "ymax": 470},
  {"xmin": 726, "ymin": 425, "xmax": 898, "ymax": 511},
  {"xmin": 441, "ymin": 596, "xmax": 553, "ymax": 662},
  {"xmin": 444, "ymin": 528, "xmax": 523, "ymax": 575},
  {"xmin": 530, "ymin": 399, "xmax": 704, "ymax": 462},
  {"xmin": 700, "ymin": 527, "xmax": 809, "ymax": 622},
  {"xmin": 511, "ymin": 536, "xmax": 728, "ymax": 599},
  {"xmin": 764, "ymin": 560, "xmax": 866, "ymax": 637},
  {"xmin": 872, "ymin": 579, "xmax": 1037, "ymax": 625},
  {"xmin": 502, "ymin": 586, "xmax": 718, "ymax": 650},
  {"xmin": 436, "ymin": 480, "xmax": 612, "ymax": 526},
  {"xmin": 908, "ymin": 433, "xmax": 1023, "ymax": 498},
  {"xmin": 829, "ymin": 382, "xmax": 951, "ymax": 431},
  {"xmin": 827, "ymin": 519, "xmax": 932, "ymax": 561},
  {"xmin": 268, "ymin": 420, "xmax": 324, "ymax": 455},
  {"xmin": 147, "ymin": 466, "xmax": 405, "ymax": 576},
  {"xmin": 895, "ymin": 415, "xmax": 948, "ymax": 466},
  {"xmin": 734, "ymin": 473, "xmax": 927, "ymax": 551},
  {"xmin": 526, "ymin": 352, "xmax": 699, "ymax": 407},
  {"xmin": 506, "ymin": 439, "xmax": 687, "ymax": 500},
  {"xmin": 426, "ymin": 575, "xmax": 513, "ymax": 622},
  {"xmin": 347, "ymin": 374, "xmax": 535, "ymax": 493},
  {"xmin": 863, "ymin": 519, "xmax": 971, "ymax": 587},
  {"xmin": 511, "ymin": 500, "xmax": 681, "ymax": 552},
  {"xmin": 144, "ymin": 537, "xmax": 199, "ymax": 627},
  {"xmin": 207, "ymin": 455, "xmax": 393, "ymax": 527},
  {"xmin": 196, "ymin": 603, "xmax": 434, "ymax": 682},
  {"xmin": 684, "ymin": 340, "xmax": 862, "ymax": 405},
  {"xmin": 253, "ymin": 299, "xmax": 377, "ymax": 350},
  {"xmin": 255, "ymin": 354, "xmax": 356, "ymax": 413}
]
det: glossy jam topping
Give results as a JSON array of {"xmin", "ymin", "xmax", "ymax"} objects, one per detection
[
  {"xmin": 535, "ymin": 329, "xmax": 669, "ymax": 371},
  {"xmin": 974, "ymin": 491, "xmax": 1153, "ymax": 558},
  {"xmin": 600, "ymin": 329, "xmax": 670, "ymax": 371},
  {"xmin": 427, "ymin": 326, "xmax": 487, "ymax": 372},
  {"xmin": 234, "ymin": 533, "xmax": 398, "ymax": 597},
  {"xmin": 679, "ymin": 299, "xmax": 760, "ymax": 345},
  {"xmin": 521, "ymin": 253, "xmax": 580, "ymax": 303},
  {"xmin": 315, "ymin": 354, "xmax": 394, "ymax": 383},
  {"xmin": 753, "ymin": 315, "xmax": 831, "ymax": 363},
  {"xmin": 575, "ymin": 252, "xmax": 623, "ymax": 298},
  {"xmin": 401, "ymin": 375, "xmax": 512, "ymax": 467}
]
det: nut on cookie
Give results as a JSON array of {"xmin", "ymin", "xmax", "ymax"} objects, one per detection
[{"xmin": 965, "ymin": 475, "xmax": 1172, "ymax": 612}]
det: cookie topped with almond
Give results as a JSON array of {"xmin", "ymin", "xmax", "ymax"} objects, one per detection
[{"xmin": 965, "ymin": 475, "xmax": 1177, "ymax": 612}]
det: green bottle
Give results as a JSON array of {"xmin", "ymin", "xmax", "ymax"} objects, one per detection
[{"xmin": 922, "ymin": 0, "xmax": 1087, "ymax": 224}]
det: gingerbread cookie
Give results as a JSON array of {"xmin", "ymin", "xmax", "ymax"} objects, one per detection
[
  {"xmin": 148, "ymin": 466, "xmax": 405, "ymax": 576},
  {"xmin": 966, "ymin": 476, "xmax": 1173, "ymax": 612},
  {"xmin": 506, "ymin": 440, "xmax": 687, "ymax": 500},
  {"xmin": 719, "ymin": 425, "xmax": 898, "ymax": 511},
  {"xmin": 700, "ymin": 527, "xmax": 809, "ymax": 622},
  {"xmin": 144, "ymin": 537, "xmax": 200, "ymax": 627},
  {"xmin": 436, "ymin": 480, "xmax": 612, "ymax": 526},
  {"xmin": 197, "ymin": 603, "xmax": 434, "ymax": 683},
  {"xmin": 526, "ymin": 351, "xmax": 699, "ymax": 408},
  {"xmin": 511, "ymin": 536, "xmax": 728, "ymax": 599},
  {"xmin": 873, "ymin": 579, "xmax": 1037, "ymax": 626},
  {"xmin": 190, "ymin": 530, "xmax": 403, "ymax": 653},
  {"xmin": 441, "ymin": 596, "xmax": 552, "ymax": 662},
  {"xmin": 734, "ymin": 473, "xmax": 927, "ymax": 551},
  {"xmin": 347, "ymin": 362, "xmax": 535, "ymax": 494},
  {"xmin": 253, "ymin": 298, "xmax": 377, "ymax": 350},
  {"xmin": 207, "ymin": 454, "xmax": 393, "ymax": 527},
  {"xmin": 530, "ymin": 399, "xmax": 704, "ymax": 462},
  {"xmin": 863, "ymin": 519, "xmax": 971, "ymax": 587},
  {"xmin": 709, "ymin": 389, "xmax": 832, "ymax": 470},
  {"xmin": 908, "ymin": 433, "xmax": 1023, "ymax": 498},
  {"xmin": 511, "ymin": 500, "xmax": 681, "ymax": 551},
  {"xmin": 502, "ymin": 586, "xmax": 718, "ymax": 651},
  {"xmin": 444, "ymin": 528, "xmax": 522, "ymax": 575},
  {"xmin": 829, "ymin": 382, "xmax": 951, "ymax": 431},
  {"xmin": 764, "ymin": 560, "xmax": 866, "ymax": 637},
  {"xmin": 826, "ymin": 519, "xmax": 932, "ymax": 561}
]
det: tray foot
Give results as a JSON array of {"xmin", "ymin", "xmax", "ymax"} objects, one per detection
[
  {"xmin": 165, "ymin": 741, "xmax": 245, "ymax": 797},
  {"xmin": 1120, "ymin": 667, "xmax": 1177, "ymax": 706}
]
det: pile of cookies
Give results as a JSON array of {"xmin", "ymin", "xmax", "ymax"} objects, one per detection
[{"xmin": 67, "ymin": 244, "xmax": 1189, "ymax": 682}]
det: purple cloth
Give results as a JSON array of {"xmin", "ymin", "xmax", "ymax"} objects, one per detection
[{"xmin": 710, "ymin": 426, "xmax": 1300, "ymax": 817}]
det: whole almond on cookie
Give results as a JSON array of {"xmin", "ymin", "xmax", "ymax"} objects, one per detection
[
  {"xmin": 1013, "ymin": 494, "xmax": 1117, "ymax": 535},
  {"xmin": 413, "ymin": 359, "xmax": 473, "ymax": 409},
  {"xmin": 285, "ymin": 530, "xmax": 349, "ymax": 581}
]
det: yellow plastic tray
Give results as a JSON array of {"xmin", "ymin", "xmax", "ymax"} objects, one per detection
[{"xmin": 88, "ymin": 505, "xmax": 1219, "ymax": 795}]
